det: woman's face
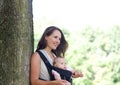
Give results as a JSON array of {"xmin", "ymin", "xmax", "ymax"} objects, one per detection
[{"xmin": 45, "ymin": 30, "xmax": 61, "ymax": 50}]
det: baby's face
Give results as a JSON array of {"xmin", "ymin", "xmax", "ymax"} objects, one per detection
[{"xmin": 54, "ymin": 58, "xmax": 66, "ymax": 69}]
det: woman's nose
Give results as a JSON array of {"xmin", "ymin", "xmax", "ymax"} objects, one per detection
[{"xmin": 57, "ymin": 39, "xmax": 60, "ymax": 44}]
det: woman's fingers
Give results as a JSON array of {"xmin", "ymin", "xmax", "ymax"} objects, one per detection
[
  {"xmin": 72, "ymin": 70, "xmax": 83, "ymax": 78},
  {"xmin": 56, "ymin": 80, "xmax": 70, "ymax": 85}
]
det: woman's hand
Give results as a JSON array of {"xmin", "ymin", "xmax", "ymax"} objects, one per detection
[
  {"xmin": 52, "ymin": 80, "xmax": 71, "ymax": 85},
  {"xmin": 72, "ymin": 70, "xmax": 83, "ymax": 78}
]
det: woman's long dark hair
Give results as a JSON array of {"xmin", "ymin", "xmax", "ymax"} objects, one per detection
[{"xmin": 36, "ymin": 26, "xmax": 68, "ymax": 57}]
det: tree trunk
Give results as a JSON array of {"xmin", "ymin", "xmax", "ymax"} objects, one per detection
[{"xmin": 0, "ymin": 0, "xmax": 33, "ymax": 85}]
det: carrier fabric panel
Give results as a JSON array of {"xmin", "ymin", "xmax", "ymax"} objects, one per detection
[{"xmin": 53, "ymin": 66, "xmax": 72, "ymax": 83}]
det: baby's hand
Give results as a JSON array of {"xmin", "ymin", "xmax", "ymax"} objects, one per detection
[{"xmin": 72, "ymin": 70, "xmax": 83, "ymax": 78}]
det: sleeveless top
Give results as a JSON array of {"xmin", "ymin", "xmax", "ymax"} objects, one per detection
[{"xmin": 39, "ymin": 49, "xmax": 56, "ymax": 80}]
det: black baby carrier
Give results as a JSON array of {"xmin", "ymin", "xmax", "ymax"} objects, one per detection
[{"xmin": 37, "ymin": 50, "xmax": 72, "ymax": 83}]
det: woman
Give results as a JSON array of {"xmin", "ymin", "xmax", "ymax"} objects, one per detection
[{"xmin": 30, "ymin": 26, "xmax": 82, "ymax": 85}]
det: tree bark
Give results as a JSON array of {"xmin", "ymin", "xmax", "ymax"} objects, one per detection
[{"xmin": 0, "ymin": 0, "xmax": 33, "ymax": 85}]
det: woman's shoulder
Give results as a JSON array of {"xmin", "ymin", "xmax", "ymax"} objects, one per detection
[
  {"xmin": 32, "ymin": 51, "xmax": 39, "ymax": 56},
  {"xmin": 31, "ymin": 52, "xmax": 41, "ymax": 61},
  {"xmin": 32, "ymin": 49, "xmax": 43, "ymax": 57}
]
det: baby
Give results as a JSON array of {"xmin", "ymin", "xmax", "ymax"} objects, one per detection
[{"xmin": 52, "ymin": 57, "xmax": 83, "ymax": 81}]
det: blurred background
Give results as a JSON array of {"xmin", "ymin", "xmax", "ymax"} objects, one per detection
[{"xmin": 32, "ymin": 0, "xmax": 120, "ymax": 85}]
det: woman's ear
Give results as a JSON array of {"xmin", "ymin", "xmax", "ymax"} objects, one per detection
[{"xmin": 45, "ymin": 36, "xmax": 48, "ymax": 41}]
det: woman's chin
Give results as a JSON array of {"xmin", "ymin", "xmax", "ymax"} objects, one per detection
[
  {"xmin": 52, "ymin": 47, "xmax": 57, "ymax": 50},
  {"xmin": 52, "ymin": 48, "xmax": 56, "ymax": 50}
]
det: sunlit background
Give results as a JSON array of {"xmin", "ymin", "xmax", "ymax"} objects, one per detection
[
  {"xmin": 33, "ymin": 0, "xmax": 120, "ymax": 31},
  {"xmin": 32, "ymin": 0, "xmax": 120, "ymax": 85}
]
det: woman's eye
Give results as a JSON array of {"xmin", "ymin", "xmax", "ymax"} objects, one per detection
[
  {"xmin": 54, "ymin": 36, "xmax": 61, "ymax": 41},
  {"xmin": 59, "ymin": 38, "xmax": 61, "ymax": 41},
  {"xmin": 54, "ymin": 36, "xmax": 57, "ymax": 38}
]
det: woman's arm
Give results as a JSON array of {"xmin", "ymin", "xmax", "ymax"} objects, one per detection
[{"xmin": 30, "ymin": 52, "xmax": 69, "ymax": 85}]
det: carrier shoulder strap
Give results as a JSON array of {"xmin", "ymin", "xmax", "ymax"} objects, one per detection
[{"xmin": 36, "ymin": 50, "xmax": 54, "ymax": 80}]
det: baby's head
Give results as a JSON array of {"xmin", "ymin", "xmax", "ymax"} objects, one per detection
[{"xmin": 53, "ymin": 57, "xmax": 66, "ymax": 70}]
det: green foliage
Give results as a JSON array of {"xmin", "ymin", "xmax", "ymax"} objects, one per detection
[{"xmin": 64, "ymin": 25, "xmax": 120, "ymax": 85}]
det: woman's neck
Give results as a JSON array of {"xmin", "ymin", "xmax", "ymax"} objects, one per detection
[
  {"xmin": 44, "ymin": 47, "xmax": 52, "ymax": 54},
  {"xmin": 44, "ymin": 47, "xmax": 55, "ymax": 60}
]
